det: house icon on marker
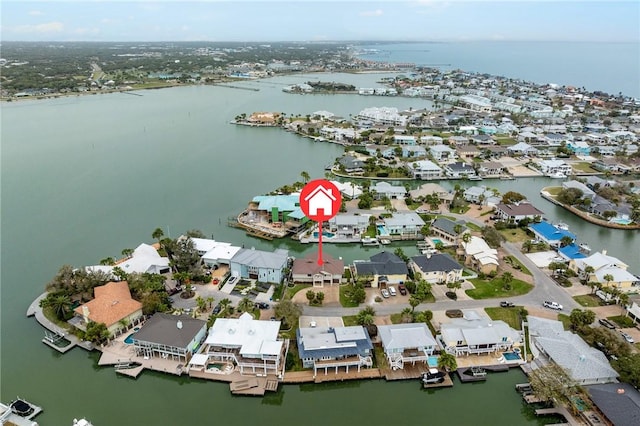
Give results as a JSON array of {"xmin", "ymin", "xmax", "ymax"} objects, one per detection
[{"xmin": 303, "ymin": 185, "xmax": 337, "ymax": 217}]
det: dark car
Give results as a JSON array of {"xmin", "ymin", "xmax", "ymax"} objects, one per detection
[
  {"xmin": 500, "ymin": 301, "xmax": 514, "ymax": 308},
  {"xmin": 598, "ymin": 318, "xmax": 616, "ymax": 329},
  {"xmin": 398, "ymin": 283, "xmax": 407, "ymax": 295},
  {"xmin": 212, "ymin": 304, "xmax": 222, "ymax": 315},
  {"xmin": 255, "ymin": 302, "xmax": 270, "ymax": 310}
]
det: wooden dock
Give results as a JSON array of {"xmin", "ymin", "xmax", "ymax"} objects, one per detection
[
  {"xmin": 116, "ymin": 365, "xmax": 144, "ymax": 378},
  {"xmin": 245, "ymin": 229, "xmax": 275, "ymax": 240},
  {"xmin": 423, "ymin": 373, "xmax": 454, "ymax": 389},
  {"xmin": 229, "ymin": 376, "xmax": 280, "ymax": 396}
]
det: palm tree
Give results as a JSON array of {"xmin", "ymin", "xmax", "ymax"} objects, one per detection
[
  {"xmin": 619, "ymin": 292, "xmax": 629, "ymax": 315},
  {"xmin": 121, "ymin": 248, "xmax": 134, "ymax": 259},
  {"xmin": 582, "ymin": 265, "xmax": 595, "ymax": 284},
  {"xmin": 219, "ymin": 298, "xmax": 232, "ymax": 314},
  {"xmin": 238, "ymin": 297, "xmax": 253, "ymax": 313},
  {"xmin": 522, "ymin": 240, "xmax": 533, "ymax": 253},
  {"xmin": 603, "ymin": 273, "xmax": 614, "ymax": 289},
  {"xmin": 461, "ymin": 233, "xmax": 472, "ymax": 244},
  {"xmin": 447, "ymin": 281, "xmax": 462, "ymax": 295},
  {"xmin": 152, "ymin": 227, "xmax": 164, "ymax": 243},
  {"xmin": 300, "ymin": 171, "xmax": 310, "ymax": 183},
  {"xmin": 50, "ymin": 294, "xmax": 72, "ymax": 320},
  {"xmin": 99, "ymin": 257, "xmax": 115, "ymax": 266},
  {"xmin": 437, "ymin": 353, "xmax": 458, "ymax": 372},
  {"xmin": 195, "ymin": 296, "xmax": 207, "ymax": 313},
  {"xmin": 502, "ymin": 272, "xmax": 514, "ymax": 290},
  {"xmin": 206, "ymin": 296, "xmax": 214, "ymax": 309}
]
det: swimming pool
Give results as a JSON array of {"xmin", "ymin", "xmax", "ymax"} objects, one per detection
[
  {"xmin": 427, "ymin": 355, "xmax": 439, "ymax": 367},
  {"xmin": 431, "ymin": 238, "xmax": 443, "ymax": 245},
  {"xmin": 124, "ymin": 327, "xmax": 140, "ymax": 345},
  {"xmin": 502, "ymin": 351, "xmax": 521, "ymax": 361},
  {"xmin": 313, "ymin": 231, "xmax": 335, "ymax": 238},
  {"xmin": 377, "ymin": 225, "xmax": 389, "ymax": 236}
]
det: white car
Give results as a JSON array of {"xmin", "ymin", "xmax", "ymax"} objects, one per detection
[
  {"xmin": 543, "ymin": 301, "xmax": 563, "ymax": 310},
  {"xmin": 620, "ymin": 331, "xmax": 635, "ymax": 344},
  {"xmin": 388, "ymin": 286, "xmax": 397, "ymax": 296},
  {"xmin": 381, "ymin": 289, "xmax": 390, "ymax": 298}
]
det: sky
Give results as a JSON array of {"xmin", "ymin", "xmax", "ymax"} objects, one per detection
[{"xmin": 1, "ymin": 1, "xmax": 639, "ymax": 43}]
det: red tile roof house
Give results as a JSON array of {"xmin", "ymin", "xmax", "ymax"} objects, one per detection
[
  {"xmin": 494, "ymin": 202, "xmax": 544, "ymax": 224},
  {"xmin": 291, "ymin": 253, "xmax": 344, "ymax": 287},
  {"xmin": 72, "ymin": 281, "xmax": 143, "ymax": 335}
]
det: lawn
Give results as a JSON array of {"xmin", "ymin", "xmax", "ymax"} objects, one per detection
[
  {"xmin": 572, "ymin": 162, "xmax": 598, "ymax": 173},
  {"xmin": 504, "ymin": 255, "xmax": 532, "ymax": 276},
  {"xmin": 573, "ymin": 294, "xmax": 602, "ymax": 307},
  {"xmin": 466, "ymin": 277, "xmax": 533, "ymax": 299},
  {"xmin": 499, "ymin": 227, "xmax": 530, "ymax": 243},
  {"xmin": 342, "ymin": 315, "xmax": 359, "ymax": 327},
  {"xmin": 484, "ymin": 306, "xmax": 525, "ymax": 329},
  {"xmin": 558, "ymin": 313, "xmax": 571, "ymax": 330},
  {"xmin": 544, "ymin": 186, "xmax": 563, "ymax": 196},
  {"xmin": 285, "ymin": 283, "xmax": 310, "ymax": 300},
  {"xmin": 339, "ymin": 284, "xmax": 362, "ymax": 308},
  {"xmin": 466, "ymin": 222, "xmax": 482, "ymax": 232},
  {"xmin": 608, "ymin": 315, "xmax": 635, "ymax": 328},
  {"xmin": 496, "ymin": 137, "xmax": 516, "ymax": 146}
]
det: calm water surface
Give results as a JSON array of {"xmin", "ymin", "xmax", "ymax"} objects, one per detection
[{"xmin": 1, "ymin": 74, "xmax": 635, "ymax": 424}]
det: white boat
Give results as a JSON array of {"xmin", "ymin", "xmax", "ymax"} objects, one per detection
[
  {"xmin": 379, "ymin": 238, "xmax": 391, "ymax": 245},
  {"xmin": 422, "ymin": 368, "xmax": 446, "ymax": 384},
  {"xmin": 547, "ymin": 171, "xmax": 567, "ymax": 179},
  {"xmin": 556, "ymin": 222, "xmax": 569, "ymax": 230},
  {"xmin": 361, "ymin": 237, "xmax": 379, "ymax": 246},
  {"xmin": 468, "ymin": 176, "xmax": 483, "ymax": 181},
  {"xmin": 579, "ymin": 243, "xmax": 591, "ymax": 253},
  {"xmin": 500, "ymin": 175, "xmax": 515, "ymax": 180},
  {"xmin": 73, "ymin": 419, "xmax": 94, "ymax": 426}
]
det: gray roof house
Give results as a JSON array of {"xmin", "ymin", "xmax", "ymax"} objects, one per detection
[
  {"xmin": 338, "ymin": 155, "xmax": 364, "ymax": 173},
  {"xmin": 297, "ymin": 326, "xmax": 373, "ymax": 377},
  {"xmin": 587, "ymin": 383, "xmax": 640, "ymax": 426},
  {"xmin": 443, "ymin": 161, "xmax": 477, "ymax": 178},
  {"xmin": 133, "ymin": 313, "xmax": 207, "ymax": 364},
  {"xmin": 379, "ymin": 323, "xmax": 438, "ymax": 370},
  {"xmin": 439, "ymin": 314, "xmax": 522, "ymax": 356},
  {"xmin": 230, "ymin": 248, "xmax": 289, "ymax": 283},
  {"xmin": 381, "ymin": 212, "xmax": 425, "ymax": 237},
  {"xmin": 410, "ymin": 253, "xmax": 463, "ymax": 284},
  {"xmin": 430, "ymin": 217, "xmax": 469, "ymax": 244},
  {"xmin": 527, "ymin": 316, "xmax": 618, "ymax": 385},
  {"xmin": 372, "ymin": 182, "xmax": 407, "ymax": 200},
  {"xmin": 352, "ymin": 251, "xmax": 408, "ymax": 288}
]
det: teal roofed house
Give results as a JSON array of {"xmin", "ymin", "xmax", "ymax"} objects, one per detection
[{"xmin": 248, "ymin": 195, "xmax": 308, "ymax": 230}]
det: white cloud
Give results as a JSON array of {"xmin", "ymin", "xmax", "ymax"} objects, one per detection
[
  {"xmin": 10, "ymin": 22, "xmax": 64, "ymax": 34},
  {"xmin": 28, "ymin": 10, "xmax": 43, "ymax": 16},
  {"xmin": 360, "ymin": 9, "xmax": 383, "ymax": 17}
]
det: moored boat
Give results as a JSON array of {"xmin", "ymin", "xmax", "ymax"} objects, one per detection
[
  {"xmin": 422, "ymin": 368, "xmax": 446, "ymax": 384},
  {"xmin": 361, "ymin": 236, "xmax": 380, "ymax": 246}
]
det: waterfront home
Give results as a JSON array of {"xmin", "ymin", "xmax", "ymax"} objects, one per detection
[
  {"xmin": 352, "ymin": 252, "xmax": 408, "ymax": 288},
  {"xmin": 247, "ymin": 112, "xmax": 281, "ymax": 126},
  {"xmin": 202, "ymin": 312, "xmax": 287, "ymax": 377},
  {"xmin": 393, "ymin": 134, "xmax": 417, "ymax": 146},
  {"xmin": 429, "ymin": 144, "xmax": 456, "ymax": 162},
  {"xmin": 402, "ymin": 145, "xmax": 427, "ymax": 158},
  {"xmin": 410, "ymin": 160, "xmax": 442, "ymax": 180},
  {"xmin": 528, "ymin": 221, "xmax": 576, "ymax": 248},
  {"xmin": 507, "ymin": 142, "xmax": 539, "ymax": 156},
  {"xmin": 439, "ymin": 314, "xmax": 522, "ymax": 356},
  {"xmin": 201, "ymin": 242, "xmax": 242, "ymax": 268},
  {"xmin": 459, "ymin": 236, "xmax": 499, "ymax": 274},
  {"xmin": 106, "ymin": 243, "xmax": 170, "ymax": 275},
  {"xmin": 372, "ymin": 182, "xmax": 407, "ymax": 200},
  {"xmin": 456, "ymin": 145, "xmax": 481, "ymax": 160},
  {"xmin": 447, "ymin": 135, "xmax": 470, "ymax": 146},
  {"xmin": 330, "ymin": 181, "xmax": 363, "ymax": 199},
  {"xmin": 356, "ymin": 107, "xmax": 407, "ymax": 127},
  {"xmin": 443, "ymin": 162, "xmax": 476, "ymax": 178},
  {"xmin": 338, "ymin": 155, "xmax": 365, "ymax": 173},
  {"xmin": 430, "ymin": 217, "xmax": 469, "ymax": 244},
  {"xmin": 291, "ymin": 253, "xmax": 344, "ymax": 286},
  {"xmin": 481, "ymin": 145, "xmax": 508, "ymax": 159},
  {"xmin": 561, "ymin": 180, "xmax": 596, "ymax": 201},
  {"xmin": 378, "ymin": 323, "xmax": 438, "ymax": 370},
  {"xmin": 327, "ymin": 213, "xmax": 369, "ymax": 239},
  {"xmin": 569, "ymin": 251, "xmax": 639, "ymax": 292},
  {"xmin": 381, "ymin": 212, "xmax": 425, "ymax": 238},
  {"xmin": 557, "ymin": 243, "xmax": 587, "ymax": 262},
  {"xmin": 408, "ymin": 182, "xmax": 450, "ymax": 201},
  {"xmin": 463, "ymin": 186, "xmax": 494, "ymax": 204},
  {"xmin": 229, "ymin": 248, "xmax": 289, "ymax": 283},
  {"xmin": 365, "ymin": 144, "xmax": 395, "ymax": 158},
  {"xmin": 71, "ymin": 281, "xmax": 142, "ymax": 335},
  {"xmin": 566, "ymin": 140, "xmax": 592, "ymax": 155},
  {"xmin": 538, "ymin": 159, "xmax": 572, "ymax": 176},
  {"xmin": 527, "ymin": 316, "xmax": 618, "ymax": 385},
  {"xmin": 625, "ymin": 298, "xmax": 640, "ymax": 324},
  {"xmin": 410, "ymin": 253, "xmax": 463, "ymax": 284},
  {"xmin": 459, "ymin": 94, "xmax": 492, "ymax": 112},
  {"xmin": 587, "ymin": 383, "xmax": 640, "ymax": 426},
  {"xmin": 296, "ymin": 325, "xmax": 373, "ymax": 377},
  {"xmin": 477, "ymin": 161, "xmax": 505, "ymax": 176},
  {"xmin": 421, "ymin": 135, "xmax": 444, "ymax": 145},
  {"xmin": 132, "ymin": 313, "xmax": 207, "ymax": 363},
  {"xmin": 494, "ymin": 202, "xmax": 544, "ymax": 224}
]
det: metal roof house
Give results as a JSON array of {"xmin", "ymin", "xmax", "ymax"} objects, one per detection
[
  {"xmin": 527, "ymin": 316, "xmax": 618, "ymax": 385},
  {"xmin": 297, "ymin": 326, "xmax": 373, "ymax": 377},
  {"xmin": 528, "ymin": 221, "xmax": 576, "ymax": 247},
  {"xmin": 352, "ymin": 251, "xmax": 408, "ymax": 288},
  {"xmin": 439, "ymin": 314, "xmax": 522, "ymax": 356},
  {"xmin": 430, "ymin": 217, "xmax": 469, "ymax": 244},
  {"xmin": 230, "ymin": 248, "xmax": 289, "ymax": 283},
  {"xmin": 410, "ymin": 253, "xmax": 463, "ymax": 284},
  {"xmin": 587, "ymin": 383, "xmax": 640, "ymax": 426},
  {"xmin": 381, "ymin": 212, "xmax": 425, "ymax": 238},
  {"xmin": 378, "ymin": 323, "xmax": 438, "ymax": 370},
  {"xmin": 132, "ymin": 313, "xmax": 207, "ymax": 363}
]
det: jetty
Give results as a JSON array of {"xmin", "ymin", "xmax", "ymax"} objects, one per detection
[{"xmin": 229, "ymin": 376, "xmax": 280, "ymax": 396}]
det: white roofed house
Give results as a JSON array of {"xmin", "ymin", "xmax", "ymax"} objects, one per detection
[
  {"xmin": 199, "ymin": 313, "xmax": 288, "ymax": 378},
  {"xmin": 378, "ymin": 323, "xmax": 438, "ymax": 370},
  {"xmin": 296, "ymin": 325, "xmax": 373, "ymax": 378},
  {"xmin": 116, "ymin": 243, "xmax": 171, "ymax": 275},
  {"xmin": 463, "ymin": 186, "xmax": 494, "ymax": 204},
  {"xmin": 439, "ymin": 315, "xmax": 522, "ymax": 356},
  {"xmin": 410, "ymin": 160, "xmax": 442, "ymax": 180},
  {"xmin": 538, "ymin": 159, "xmax": 572, "ymax": 177},
  {"xmin": 507, "ymin": 142, "xmax": 539, "ymax": 156},
  {"xmin": 459, "ymin": 236, "xmax": 499, "ymax": 275},
  {"xmin": 569, "ymin": 251, "xmax": 639, "ymax": 292},
  {"xmin": 381, "ymin": 212, "xmax": 425, "ymax": 239},
  {"xmin": 229, "ymin": 248, "xmax": 289, "ymax": 283},
  {"xmin": 327, "ymin": 214, "xmax": 369, "ymax": 239},
  {"xmin": 372, "ymin": 182, "xmax": 407, "ymax": 200},
  {"xmin": 429, "ymin": 144, "xmax": 457, "ymax": 162}
]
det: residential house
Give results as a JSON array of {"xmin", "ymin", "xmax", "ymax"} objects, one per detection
[
  {"xmin": 393, "ymin": 135, "xmax": 417, "ymax": 146},
  {"xmin": 439, "ymin": 313, "xmax": 522, "ymax": 356},
  {"xmin": 478, "ymin": 161, "xmax": 505, "ymax": 177},
  {"xmin": 456, "ymin": 145, "xmax": 481, "ymax": 160},
  {"xmin": 626, "ymin": 298, "xmax": 640, "ymax": 324},
  {"xmin": 443, "ymin": 162, "xmax": 477, "ymax": 178},
  {"xmin": 202, "ymin": 313, "xmax": 287, "ymax": 377},
  {"xmin": 409, "ymin": 183, "xmax": 450, "ymax": 202},
  {"xmin": 110, "ymin": 243, "xmax": 171, "ymax": 275},
  {"xmin": 352, "ymin": 252, "xmax": 408, "ymax": 288},
  {"xmin": 566, "ymin": 140, "xmax": 591, "ymax": 155},
  {"xmin": 229, "ymin": 248, "xmax": 289, "ymax": 283},
  {"xmin": 365, "ymin": 144, "xmax": 395, "ymax": 159},
  {"xmin": 587, "ymin": 383, "xmax": 640, "ymax": 426},
  {"xmin": 338, "ymin": 155, "xmax": 365, "ymax": 173},
  {"xmin": 247, "ymin": 195, "xmax": 306, "ymax": 228},
  {"xmin": 297, "ymin": 325, "xmax": 373, "ymax": 377},
  {"xmin": 188, "ymin": 238, "xmax": 242, "ymax": 267},
  {"xmin": 372, "ymin": 182, "xmax": 406, "ymax": 200},
  {"xmin": 538, "ymin": 159, "xmax": 572, "ymax": 176},
  {"xmin": 421, "ymin": 135, "xmax": 444, "ymax": 145},
  {"xmin": 543, "ymin": 133, "xmax": 567, "ymax": 147},
  {"xmin": 557, "ymin": 244, "xmax": 587, "ymax": 262},
  {"xmin": 482, "ymin": 145, "xmax": 507, "ymax": 159},
  {"xmin": 378, "ymin": 323, "xmax": 438, "ymax": 370},
  {"xmin": 133, "ymin": 313, "xmax": 207, "ymax": 363},
  {"xmin": 292, "ymin": 253, "xmax": 344, "ymax": 286},
  {"xmin": 528, "ymin": 221, "xmax": 576, "ymax": 248},
  {"xmin": 494, "ymin": 202, "xmax": 544, "ymax": 224},
  {"xmin": 331, "ymin": 180, "xmax": 363, "ymax": 199},
  {"xmin": 410, "ymin": 253, "xmax": 463, "ymax": 284},
  {"xmin": 430, "ymin": 144, "xmax": 457, "ymax": 162},
  {"xmin": 561, "ymin": 180, "xmax": 596, "ymax": 201},
  {"xmin": 463, "ymin": 186, "xmax": 494, "ymax": 204},
  {"xmin": 507, "ymin": 142, "xmax": 539, "ymax": 156},
  {"xmin": 459, "ymin": 236, "xmax": 499, "ymax": 274},
  {"xmin": 410, "ymin": 160, "xmax": 442, "ymax": 180},
  {"xmin": 448, "ymin": 135, "xmax": 470, "ymax": 146},
  {"xmin": 470, "ymin": 134, "xmax": 495, "ymax": 145},
  {"xmin": 430, "ymin": 217, "xmax": 469, "ymax": 244},
  {"xmin": 402, "ymin": 145, "xmax": 427, "ymax": 158},
  {"xmin": 72, "ymin": 281, "xmax": 143, "ymax": 335},
  {"xmin": 327, "ymin": 214, "xmax": 369, "ymax": 239},
  {"xmin": 527, "ymin": 316, "xmax": 618, "ymax": 385},
  {"xmin": 381, "ymin": 213, "xmax": 425, "ymax": 238},
  {"xmin": 569, "ymin": 250, "xmax": 639, "ymax": 292}
]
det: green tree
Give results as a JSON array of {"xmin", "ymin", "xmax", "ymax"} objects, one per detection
[
  {"xmin": 121, "ymin": 248, "xmax": 134, "ymax": 259},
  {"xmin": 49, "ymin": 294, "xmax": 72, "ymax": 320},
  {"xmin": 206, "ymin": 296, "xmax": 214, "ymax": 309},
  {"xmin": 315, "ymin": 291, "xmax": 324, "ymax": 305},
  {"xmin": 437, "ymin": 353, "xmax": 458, "ymax": 372},
  {"xmin": 152, "ymin": 227, "xmax": 164, "ymax": 242},
  {"xmin": 300, "ymin": 171, "xmax": 310, "ymax": 183},
  {"xmin": 529, "ymin": 363, "xmax": 577, "ymax": 406},
  {"xmin": 611, "ymin": 354, "xmax": 640, "ymax": 388},
  {"xmin": 409, "ymin": 295, "xmax": 421, "ymax": 313},
  {"xmin": 356, "ymin": 306, "xmax": 376, "ymax": 325},
  {"xmin": 501, "ymin": 272, "xmax": 513, "ymax": 290},
  {"xmin": 569, "ymin": 308, "xmax": 596, "ymax": 331},
  {"xmin": 99, "ymin": 257, "xmax": 115, "ymax": 266},
  {"xmin": 306, "ymin": 289, "xmax": 316, "ymax": 304},
  {"xmin": 274, "ymin": 299, "xmax": 303, "ymax": 329},
  {"xmin": 394, "ymin": 248, "xmax": 409, "ymax": 263},
  {"xmin": 560, "ymin": 235, "xmax": 574, "ymax": 248},
  {"xmin": 603, "ymin": 274, "xmax": 614, "ymax": 289},
  {"xmin": 447, "ymin": 281, "xmax": 462, "ymax": 295},
  {"xmin": 481, "ymin": 226, "xmax": 505, "ymax": 248},
  {"xmin": 196, "ymin": 296, "xmax": 207, "ymax": 313},
  {"xmin": 501, "ymin": 191, "xmax": 526, "ymax": 204},
  {"xmin": 185, "ymin": 229, "xmax": 206, "ymax": 238},
  {"xmin": 219, "ymin": 298, "xmax": 232, "ymax": 314},
  {"xmin": 238, "ymin": 297, "xmax": 254, "ymax": 313},
  {"xmin": 84, "ymin": 321, "xmax": 110, "ymax": 344}
]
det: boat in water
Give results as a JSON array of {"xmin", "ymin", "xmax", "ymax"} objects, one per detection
[
  {"xmin": 73, "ymin": 419, "xmax": 94, "ymax": 426},
  {"xmin": 468, "ymin": 176, "xmax": 483, "ymax": 181},
  {"xmin": 556, "ymin": 222, "xmax": 570, "ymax": 231},
  {"xmin": 361, "ymin": 236, "xmax": 380, "ymax": 246},
  {"xmin": 547, "ymin": 171, "xmax": 567, "ymax": 179},
  {"xmin": 579, "ymin": 243, "xmax": 591, "ymax": 253},
  {"xmin": 422, "ymin": 368, "xmax": 446, "ymax": 384},
  {"xmin": 379, "ymin": 238, "xmax": 391, "ymax": 245},
  {"xmin": 0, "ymin": 397, "xmax": 43, "ymax": 425}
]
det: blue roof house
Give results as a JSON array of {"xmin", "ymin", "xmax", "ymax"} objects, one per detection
[
  {"xmin": 529, "ymin": 221, "xmax": 576, "ymax": 248},
  {"xmin": 297, "ymin": 326, "xmax": 373, "ymax": 377}
]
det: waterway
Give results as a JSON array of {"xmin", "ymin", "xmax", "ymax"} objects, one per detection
[{"xmin": 1, "ymin": 72, "xmax": 636, "ymax": 424}]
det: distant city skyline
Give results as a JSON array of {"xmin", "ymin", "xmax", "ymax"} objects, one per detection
[{"xmin": 2, "ymin": 1, "xmax": 639, "ymax": 43}]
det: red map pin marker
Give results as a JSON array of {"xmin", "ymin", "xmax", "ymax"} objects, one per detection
[{"xmin": 299, "ymin": 179, "xmax": 342, "ymax": 265}]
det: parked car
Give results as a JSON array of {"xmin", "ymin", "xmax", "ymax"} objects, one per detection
[
  {"xmin": 381, "ymin": 289, "xmax": 390, "ymax": 298},
  {"xmin": 500, "ymin": 301, "xmax": 514, "ymax": 308},
  {"xmin": 212, "ymin": 304, "xmax": 222, "ymax": 315},
  {"xmin": 388, "ymin": 286, "xmax": 397, "ymax": 296},
  {"xmin": 543, "ymin": 301, "xmax": 563, "ymax": 310},
  {"xmin": 254, "ymin": 302, "xmax": 270, "ymax": 310},
  {"xmin": 620, "ymin": 331, "xmax": 635, "ymax": 344},
  {"xmin": 598, "ymin": 318, "xmax": 617, "ymax": 329},
  {"xmin": 398, "ymin": 283, "xmax": 407, "ymax": 295}
]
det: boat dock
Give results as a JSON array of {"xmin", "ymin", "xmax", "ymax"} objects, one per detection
[
  {"xmin": 423, "ymin": 373, "xmax": 454, "ymax": 389},
  {"xmin": 0, "ymin": 398, "xmax": 43, "ymax": 426},
  {"xmin": 229, "ymin": 376, "xmax": 280, "ymax": 396},
  {"xmin": 456, "ymin": 364, "xmax": 509, "ymax": 383}
]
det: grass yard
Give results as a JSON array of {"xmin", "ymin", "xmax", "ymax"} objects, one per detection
[
  {"xmin": 339, "ymin": 284, "xmax": 362, "ymax": 308},
  {"xmin": 544, "ymin": 186, "xmax": 563, "ymax": 196},
  {"xmin": 484, "ymin": 306, "xmax": 525, "ymax": 329},
  {"xmin": 466, "ymin": 277, "xmax": 533, "ymax": 299},
  {"xmin": 466, "ymin": 222, "xmax": 482, "ymax": 232},
  {"xmin": 496, "ymin": 137, "xmax": 517, "ymax": 146},
  {"xmin": 573, "ymin": 294, "xmax": 602, "ymax": 307},
  {"xmin": 572, "ymin": 162, "xmax": 598, "ymax": 173},
  {"xmin": 342, "ymin": 315, "xmax": 359, "ymax": 327},
  {"xmin": 608, "ymin": 315, "xmax": 635, "ymax": 328},
  {"xmin": 504, "ymin": 255, "xmax": 532, "ymax": 276},
  {"xmin": 499, "ymin": 227, "xmax": 531, "ymax": 243},
  {"xmin": 558, "ymin": 313, "xmax": 571, "ymax": 330},
  {"xmin": 285, "ymin": 284, "xmax": 309, "ymax": 300}
]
